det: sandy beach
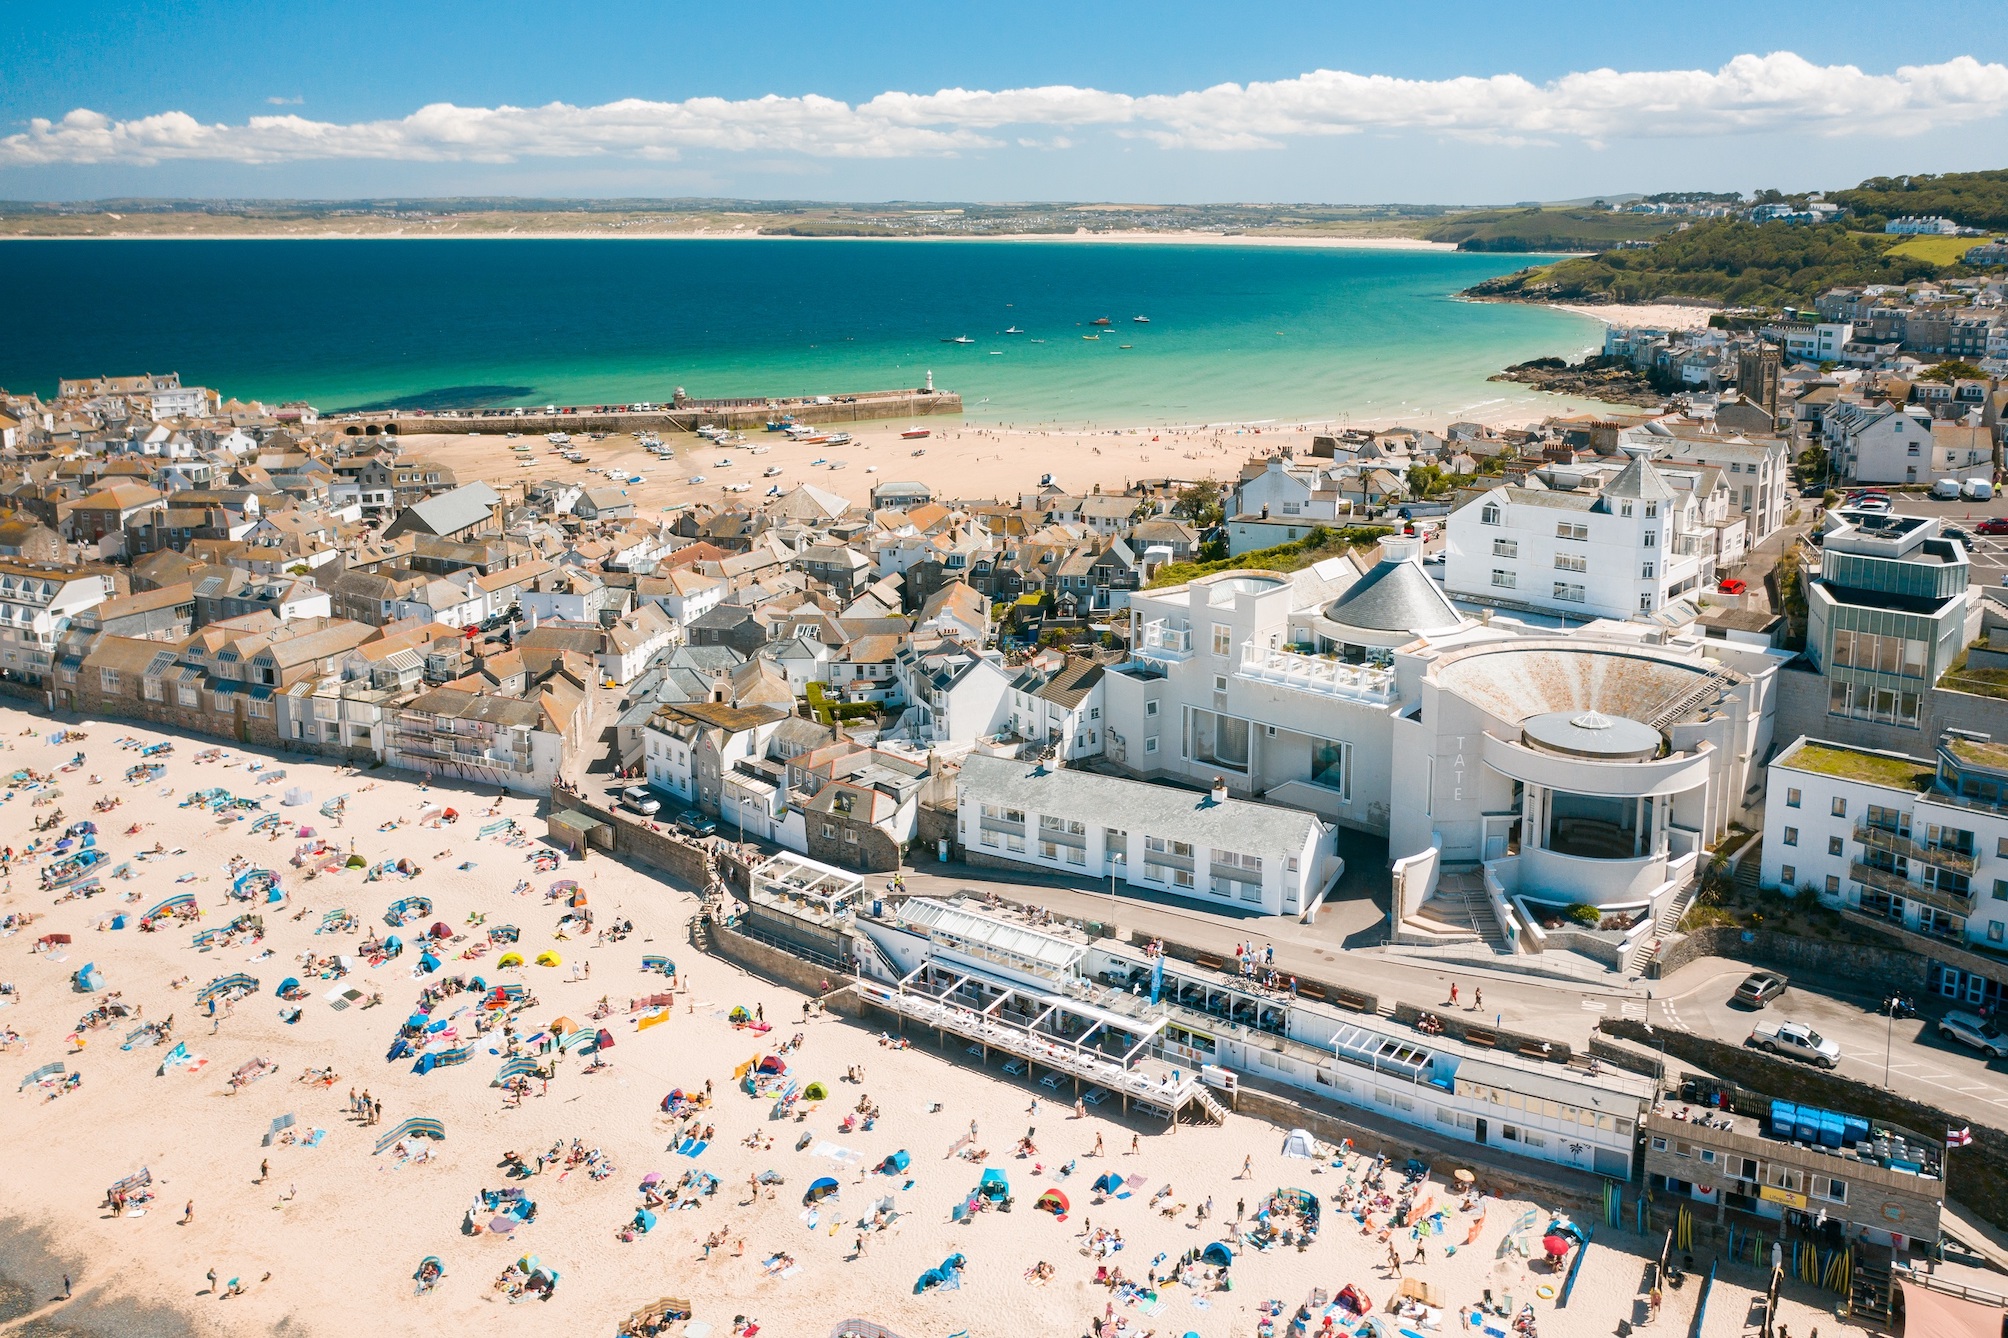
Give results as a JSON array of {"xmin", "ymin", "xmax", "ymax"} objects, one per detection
[
  {"xmin": 0, "ymin": 709, "xmax": 1872, "ymax": 1338},
  {"xmin": 1552, "ymin": 304, "xmax": 1718, "ymax": 332},
  {"xmin": 402, "ymin": 393, "xmax": 1633, "ymax": 518}
]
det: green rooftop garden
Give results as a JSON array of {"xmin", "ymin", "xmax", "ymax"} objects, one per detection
[{"xmin": 1780, "ymin": 740, "xmax": 1935, "ymax": 792}]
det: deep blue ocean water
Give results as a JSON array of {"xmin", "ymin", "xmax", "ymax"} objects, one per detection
[{"xmin": 0, "ymin": 238, "xmax": 1605, "ymax": 425}]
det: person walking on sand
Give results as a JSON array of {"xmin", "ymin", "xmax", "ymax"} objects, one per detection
[
  {"xmin": 1128, "ymin": 1133, "xmax": 1140, "ymax": 1155},
  {"xmin": 206, "ymin": 1268, "xmax": 217, "ymax": 1294},
  {"xmin": 1239, "ymin": 1154, "xmax": 1253, "ymax": 1179},
  {"xmin": 62, "ymin": 1274, "xmax": 71, "ymax": 1299},
  {"xmin": 1387, "ymin": 1243, "xmax": 1403, "ymax": 1277},
  {"xmin": 258, "ymin": 1158, "xmax": 268, "ymax": 1184},
  {"xmin": 180, "ymin": 1200, "xmax": 194, "ymax": 1225},
  {"xmin": 1092, "ymin": 1132, "xmax": 1104, "ymax": 1157}
]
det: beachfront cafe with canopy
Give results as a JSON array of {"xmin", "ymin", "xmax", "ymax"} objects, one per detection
[
  {"xmin": 851, "ymin": 896, "xmax": 1225, "ymax": 1128},
  {"xmin": 734, "ymin": 851, "xmax": 867, "ymax": 966}
]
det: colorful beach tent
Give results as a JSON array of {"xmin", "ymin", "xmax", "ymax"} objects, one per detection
[
  {"xmin": 806, "ymin": 1177, "xmax": 840, "ymax": 1203},
  {"xmin": 1201, "ymin": 1241, "xmax": 1234, "ymax": 1267},
  {"xmin": 878, "ymin": 1149, "xmax": 911, "ymax": 1175},
  {"xmin": 803, "ymin": 1081, "xmax": 829, "ymax": 1101},
  {"xmin": 1092, "ymin": 1172, "xmax": 1124, "ymax": 1194},
  {"xmin": 978, "ymin": 1168, "xmax": 1009, "ymax": 1199},
  {"xmin": 497, "ymin": 951, "xmax": 523, "ymax": 967},
  {"xmin": 1035, "ymin": 1188, "xmax": 1069, "ymax": 1215},
  {"xmin": 758, "ymin": 1055, "xmax": 787, "ymax": 1074},
  {"xmin": 1281, "ymin": 1128, "xmax": 1318, "ymax": 1158},
  {"xmin": 535, "ymin": 951, "xmax": 561, "ymax": 967}
]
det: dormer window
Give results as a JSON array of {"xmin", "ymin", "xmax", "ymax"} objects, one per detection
[{"xmin": 1480, "ymin": 503, "xmax": 1500, "ymax": 526}]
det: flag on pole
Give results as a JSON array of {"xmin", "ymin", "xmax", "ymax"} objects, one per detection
[{"xmin": 1947, "ymin": 1126, "xmax": 1973, "ymax": 1147}]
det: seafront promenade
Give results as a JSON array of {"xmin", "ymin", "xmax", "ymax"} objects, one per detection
[{"xmin": 349, "ymin": 387, "xmax": 963, "ymax": 435}]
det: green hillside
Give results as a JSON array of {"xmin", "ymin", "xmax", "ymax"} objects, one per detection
[
  {"xmin": 1831, "ymin": 169, "xmax": 2008, "ymax": 231},
  {"xmin": 1419, "ymin": 206, "xmax": 1677, "ymax": 252},
  {"xmin": 1465, "ymin": 219, "xmax": 1943, "ymax": 307}
]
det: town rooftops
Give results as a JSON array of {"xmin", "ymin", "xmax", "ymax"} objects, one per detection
[
  {"xmin": 957, "ymin": 752, "xmax": 1328, "ymax": 853},
  {"xmin": 405, "ymin": 686, "xmax": 544, "ymax": 729}
]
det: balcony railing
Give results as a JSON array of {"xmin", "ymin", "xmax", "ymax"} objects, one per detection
[
  {"xmin": 1854, "ymin": 823, "xmax": 1977, "ymax": 876},
  {"xmin": 1237, "ymin": 643, "xmax": 1397, "ymax": 705},
  {"xmin": 1135, "ymin": 620, "xmax": 1192, "ymax": 661},
  {"xmin": 1850, "ymin": 860, "xmax": 1975, "ymax": 917}
]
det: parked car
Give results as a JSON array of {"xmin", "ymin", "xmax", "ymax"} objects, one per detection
[
  {"xmin": 1748, "ymin": 1020, "xmax": 1841, "ymax": 1068},
  {"xmin": 1733, "ymin": 970, "xmax": 1789, "ymax": 1008},
  {"xmin": 1937, "ymin": 1011, "xmax": 2008, "ymax": 1059},
  {"xmin": 1718, "ymin": 577, "xmax": 1748, "ymax": 596},
  {"xmin": 1943, "ymin": 525, "xmax": 1970, "ymax": 542},
  {"xmin": 674, "ymin": 810, "xmax": 718, "ymax": 838},
  {"xmin": 1979, "ymin": 518, "xmax": 2008, "ymax": 536},
  {"xmin": 620, "ymin": 785, "xmax": 661, "ymax": 816}
]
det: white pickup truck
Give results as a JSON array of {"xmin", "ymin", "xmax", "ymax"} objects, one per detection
[{"xmin": 1748, "ymin": 1020, "xmax": 1842, "ymax": 1069}]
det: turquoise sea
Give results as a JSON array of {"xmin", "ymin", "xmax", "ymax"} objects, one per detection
[{"xmin": 0, "ymin": 239, "xmax": 1607, "ymax": 426}]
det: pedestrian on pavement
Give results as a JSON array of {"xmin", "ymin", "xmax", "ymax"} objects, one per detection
[
  {"xmin": 1449, "ymin": 982, "xmax": 1459, "ymax": 1006},
  {"xmin": 1474, "ymin": 986, "xmax": 1483, "ymax": 1011}
]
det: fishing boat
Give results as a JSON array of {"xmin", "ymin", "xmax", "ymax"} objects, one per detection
[
  {"xmin": 1119, "ymin": 344, "xmax": 1133, "ymax": 349},
  {"xmin": 1090, "ymin": 317, "xmax": 1112, "ymax": 326},
  {"xmin": 1082, "ymin": 334, "xmax": 1100, "ymax": 341},
  {"xmin": 900, "ymin": 427, "xmax": 931, "ymax": 440},
  {"xmin": 1003, "ymin": 326, "xmax": 1024, "ymax": 334},
  {"xmin": 1132, "ymin": 315, "xmax": 1151, "ymax": 323},
  {"xmin": 942, "ymin": 335, "xmax": 975, "ymax": 345},
  {"xmin": 764, "ymin": 418, "xmax": 796, "ymax": 432}
]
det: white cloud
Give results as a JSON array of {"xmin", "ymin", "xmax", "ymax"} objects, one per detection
[
  {"xmin": 266, "ymin": 95, "xmax": 304, "ymax": 106},
  {"xmin": 5, "ymin": 53, "xmax": 2005, "ymax": 167}
]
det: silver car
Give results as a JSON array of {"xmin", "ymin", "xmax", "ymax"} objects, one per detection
[
  {"xmin": 620, "ymin": 785, "xmax": 661, "ymax": 817},
  {"xmin": 1938, "ymin": 1011, "xmax": 2008, "ymax": 1059}
]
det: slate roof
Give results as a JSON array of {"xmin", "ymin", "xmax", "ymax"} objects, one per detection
[{"xmin": 1321, "ymin": 553, "xmax": 1462, "ymax": 635}]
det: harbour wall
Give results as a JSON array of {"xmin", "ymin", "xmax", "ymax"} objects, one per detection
[{"xmin": 347, "ymin": 388, "xmax": 962, "ymax": 437}]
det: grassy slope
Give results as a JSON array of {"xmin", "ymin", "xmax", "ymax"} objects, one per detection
[
  {"xmin": 1418, "ymin": 206, "xmax": 1676, "ymax": 252},
  {"xmin": 1884, "ymin": 234, "xmax": 1982, "ymax": 266},
  {"xmin": 1464, "ymin": 220, "xmax": 1948, "ymax": 306}
]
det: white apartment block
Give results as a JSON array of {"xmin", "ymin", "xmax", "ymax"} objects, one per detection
[
  {"xmin": 1760, "ymin": 736, "xmax": 2008, "ymax": 996},
  {"xmin": 955, "ymin": 753, "xmax": 1340, "ymax": 918},
  {"xmin": 1824, "ymin": 402, "xmax": 1943, "ymax": 485},
  {"xmin": 1445, "ymin": 453, "xmax": 1710, "ymax": 622},
  {"xmin": 1624, "ymin": 423, "xmax": 1792, "ymax": 542},
  {"xmin": 0, "ymin": 563, "xmax": 114, "ymax": 687}
]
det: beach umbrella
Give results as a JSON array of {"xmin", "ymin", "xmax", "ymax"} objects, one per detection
[{"xmin": 1542, "ymin": 1234, "xmax": 1572, "ymax": 1258}]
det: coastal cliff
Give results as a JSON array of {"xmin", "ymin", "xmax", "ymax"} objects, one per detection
[{"xmin": 1488, "ymin": 355, "xmax": 1665, "ymax": 408}]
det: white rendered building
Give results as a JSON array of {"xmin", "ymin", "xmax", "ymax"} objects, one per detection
[
  {"xmin": 1759, "ymin": 735, "xmax": 2008, "ymax": 981},
  {"xmin": 1444, "ymin": 452, "xmax": 1712, "ymax": 622}
]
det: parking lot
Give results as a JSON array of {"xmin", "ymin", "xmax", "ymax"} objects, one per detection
[
  {"xmin": 1854, "ymin": 490, "xmax": 2008, "ymax": 587},
  {"xmin": 1659, "ymin": 964, "xmax": 2008, "ymax": 1124}
]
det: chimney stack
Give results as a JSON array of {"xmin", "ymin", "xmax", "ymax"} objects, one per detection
[{"xmin": 1210, "ymin": 776, "xmax": 1228, "ymax": 805}]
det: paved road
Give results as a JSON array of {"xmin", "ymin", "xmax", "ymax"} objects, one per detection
[{"xmin": 1654, "ymin": 958, "xmax": 2008, "ymax": 1119}]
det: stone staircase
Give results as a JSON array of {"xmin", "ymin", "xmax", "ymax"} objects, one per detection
[
  {"xmin": 1397, "ymin": 867, "xmax": 1508, "ymax": 952},
  {"xmin": 1625, "ymin": 874, "xmax": 1704, "ymax": 975}
]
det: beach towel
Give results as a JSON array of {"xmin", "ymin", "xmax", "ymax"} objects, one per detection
[
  {"xmin": 301, "ymin": 1128, "xmax": 326, "ymax": 1148},
  {"xmin": 675, "ymin": 1139, "xmax": 709, "ymax": 1159}
]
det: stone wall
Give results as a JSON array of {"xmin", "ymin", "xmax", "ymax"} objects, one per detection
[
  {"xmin": 1650, "ymin": 922, "xmax": 1928, "ymax": 992},
  {"xmin": 914, "ymin": 803, "xmax": 960, "ymax": 866},
  {"xmin": 706, "ymin": 921, "xmax": 860, "ymax": 1017},
  {"xmin": 1600, "ymin": 1018, "xmax": 2008, "ymax": 1231},
  {"xmin": 804, "ymin": 810, "xmax": 901, "ymax": 873}
]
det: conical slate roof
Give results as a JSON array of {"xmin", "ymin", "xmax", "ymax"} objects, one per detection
[
  {"xmin": 1600, "ymin": 451, "xmax": 1675, "ymax": 502},
  {"xmin": 1322, "ymin": 555, "xmax": 1462, "ymax": 634}
]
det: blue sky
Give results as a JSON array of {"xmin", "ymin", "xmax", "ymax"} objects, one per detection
[{"xmin": 5, "ymin": 0, "xmax": 2006, "ymax": 203}]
